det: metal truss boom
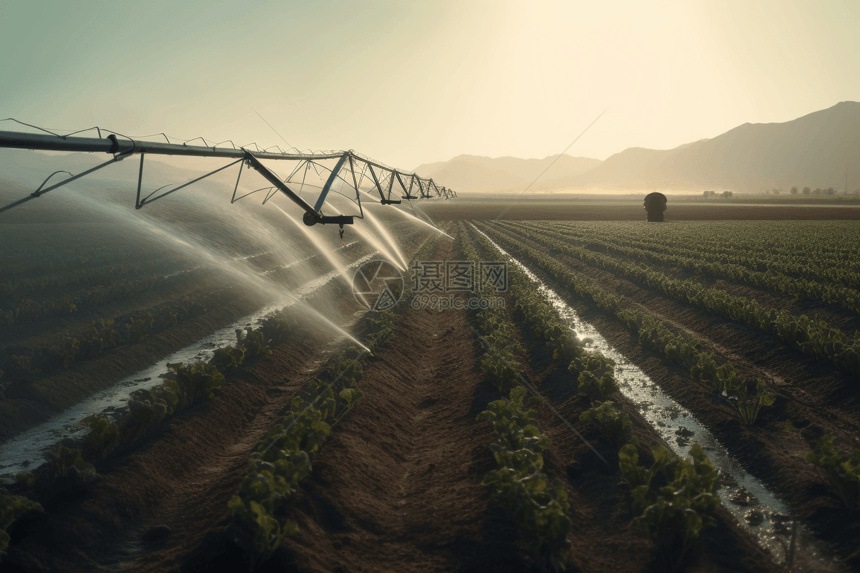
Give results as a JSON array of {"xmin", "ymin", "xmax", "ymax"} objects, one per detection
[{"xmin": 0, "ymin": 129, "xmax": 456, "ymax": 225}]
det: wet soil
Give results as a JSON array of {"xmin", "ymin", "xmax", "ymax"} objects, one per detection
[
  {"xmin": 0, "ymin": 289, "xmax": 263, "ymax": 441},
  {"xmin": 0, "ymin": 229, "xmax": 425, "ymax": 442},
  {"xmin": 5, "ymin": 320, "xmax": 345, "ymax": 573},
  {"xmin": 3, "ymin": 226, "xmax": 786, "ymax": 572},
  {"xmin": 488, "ymin": 222, "xmax": 860, "ymax": 568}
]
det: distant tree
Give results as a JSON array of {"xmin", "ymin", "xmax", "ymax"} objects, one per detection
[
  {"xmin": 826, "ymin": 187, "xmax": 835, "ymax": 195},
  {"xmin": 813, "ymin": 188, "xmax": 822, "ymax": 195},
  {"xmin": 773, "ymin": 188, "xmax": 781, "ymax": 195},
  {"xmin": 790, "ymin": 186, "xmax": 798, "ymax": 195},
  {"xmin": 802, "ymin": 187, "xmax": 811, "ymax": 195},
  {"xmin": 721, "ymin": 191, "xmax": 733, "ymax": 198},
  {"xmin": 703, "ymin": 191, "xmax": 710, "ymax": 198}
]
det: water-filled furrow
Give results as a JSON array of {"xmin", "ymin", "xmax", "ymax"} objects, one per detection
[
  {"xmin": 0, "ymin": 251, "xmax": 379, "ymax": 483},
  {"xmin": 473, "ymin": 225, "xmax": 844, "ymax": 571}
]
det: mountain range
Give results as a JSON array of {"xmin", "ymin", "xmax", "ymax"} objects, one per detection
[{"xmin": 414, "ymin": 102, "xmax": 860, "ymax": 193}]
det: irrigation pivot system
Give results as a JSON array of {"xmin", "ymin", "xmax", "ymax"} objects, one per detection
[{"xmin": 0, "ymin": 127, "xmax": 456, "ymax": 236}]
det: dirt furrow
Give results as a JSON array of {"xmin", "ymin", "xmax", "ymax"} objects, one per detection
[{"xmin": 275, "ymin": 233, "xmax": 525, "ymax": 573}]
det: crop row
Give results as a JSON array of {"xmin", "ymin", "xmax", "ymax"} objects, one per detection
[
  {"xmin": 513, "ymin": 221, "xmax": 860, "ymax": 311},
  {"xmin": 0, "ymin": 267, "xmax": 213, "ymax": 328},
  {"xmin": 545, "ymin": 220, "xmax": 860, "ymax": 263},
  {"xmin": 0, "ymin": 227, "xmax": 428, "ymax": 564},
  {"xmin": 0, "ymin": 242, "xmax": 184, "ymax": 277},
  {"xmin": 0, "ymin": 295, "xmax": 208, "ymax": 386},
  {"xmin": 459, "ymin": 222, "xmax": 573, "ymax": 569},
  {"xmin": 467, "ymin": 224, "xmax": 731, "ymax": 566},
  {"xmin": 477, "ymin": 223, "xmax": 777, "ymax": 424},
  {"xmin": 4, "ymin": 315, "xmax": 293, "ymax": 561},
  {"xmin": 225, "ymin": 225, "xmax": 445, "ymax": 569},
  {"xmin": 482, "ymin": 223, "xmax": 860, "ymax": 519},
  {"xmin": 227, "ymin": 309, "xmax": 395, "ymax": 568},
  {"xmin": 494, "ymin": 223, "xmax": 860, "ymax": 378},
  {"xmin": 480, "ymin": 222, "xmax": 860, "ymax": 510},
  {"xmin": 0, "ymin": 258, "xmax": 192, "ymax": 298},
  {"xmin": 537, "ymin": 220, "xmax": 860, "ymax": 292}
]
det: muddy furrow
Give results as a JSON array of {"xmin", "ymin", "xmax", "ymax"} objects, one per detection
[
  {"xmin": 467, "ymin": 226, "xmax": 783, "ymax": 573},
  {"xmin": 8, "ymin": 322, "xmax": 350, "ymax": 573},
  {"xmin": 484, "ymin": 222, "xmax": 860, "ymax": 569}
]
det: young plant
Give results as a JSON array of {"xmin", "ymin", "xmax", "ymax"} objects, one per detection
[
  {"xmin": 335, "ymin": 387, "xmax": 363, "ymax": 423},
  {"xmin": 690, "ymin": 353, "xmax": 737, "ymax": 395},
  {"xmin": 227, "ymin": 496, "xmax": 297, "ymax": 570},
  {"xmin": 260, "ymin": 316, "xmax": 291, "ymax": 344},
  {"xmin": 571, "ymin": 354, "xmax": 617, "ymax": 402},
  {"xmin": 45, "ymin": 445, "xmax": 103, "ymax": 490},
  {"xmin": 211, "ymin": 344, "xmax": 246, "ymax": 370},
  {"xmin": 726, "ymin": 378, "xmax": 775, "ymax": 425},
  {"xmin": 83, "ymin": 415, "xmax": 119, "ymax": 458},
  {"xmin": 478, "ymin": 386, "xmax": 572, "ymax": 570},
  {"xmin": 579, "ymin": 400, "xmax": 637, "ymax": 448},
  {"xmin": 1, "ymin": 491, "xmax": 43, "ymax": 560},
  {"xmin": 240, "ymin": 327, "xmax": 272, "ymax": 358},
  {"xmin": 805, "ymin": 432, "xmax": 860, "ymax": 510},
  {"xmin": 619, "ymin": 443, "xmax": 720, "ymax": 571}
]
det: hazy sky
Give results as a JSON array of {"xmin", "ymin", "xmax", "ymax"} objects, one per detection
[{"xmin": 1, "ymin": 0, "xmax": 858, "ymax": 171}]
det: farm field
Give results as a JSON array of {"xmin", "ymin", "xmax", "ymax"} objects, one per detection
[
  {"xmin": 5, "ymin": 2, "xmax": 860, "ymax": 571},
  {"xmin": 421, "ymin": 197, "xmax": 860, "ymax": 221},
  {"xmin": 2, "ymin": 203, "xmax": 859, "ymax": 573}
]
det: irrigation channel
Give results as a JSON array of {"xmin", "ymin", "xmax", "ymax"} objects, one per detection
[
  {"xmin": 473, "ymin": 224, "xmax": 845, "ymax": 572},
  {"xmin": 0, "ymin": 251, "xmax": 381, "ymax": 485}
]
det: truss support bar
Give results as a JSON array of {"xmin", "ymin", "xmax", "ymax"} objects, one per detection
[
  {"xmin": 385, "ymin": 168, "xmax": 395, "ymax": 201},
  {"xmin": 416, "ymin": 177, "xmax": 427, "ymax": 199},
  {"xmin": 394, "ymin": 172, "xmax": 409, "ymax": 198},
  {"xmin": 140, "ymin": 158, "xmax": 243, "ymax": 207},
  {"xmin": 0, "ymin": 153, "xmax": 129, "ymax": 215},
  {"xmin": 242, "ymin": 151, "xmax": 318, "ymax": 217},
  {"xmin": 230, "ymin": 156, "xmax": 245, "ymax": 204},
  {"xmin": 402, "ymin": 174, "xmax": 416, "ymax": 200},
  {"xmin": 347, "ymin": 155, "xmax": 364, "ymax": 219},
  {"xmin": 367, "ymin": 164, "xmax": 386, "ymax": 202},
  {"xmin": 314, "ymin": 153, "xmax": 349, "ymax": 212},
  {"xmin": 135, "ymin": 152, "xmax": 145, "ymax": 209}
]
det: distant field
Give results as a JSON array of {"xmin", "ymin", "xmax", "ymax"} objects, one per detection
[{"xmin": 422, "ymin": 198, "xmax": 860, "ymax": 220}]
